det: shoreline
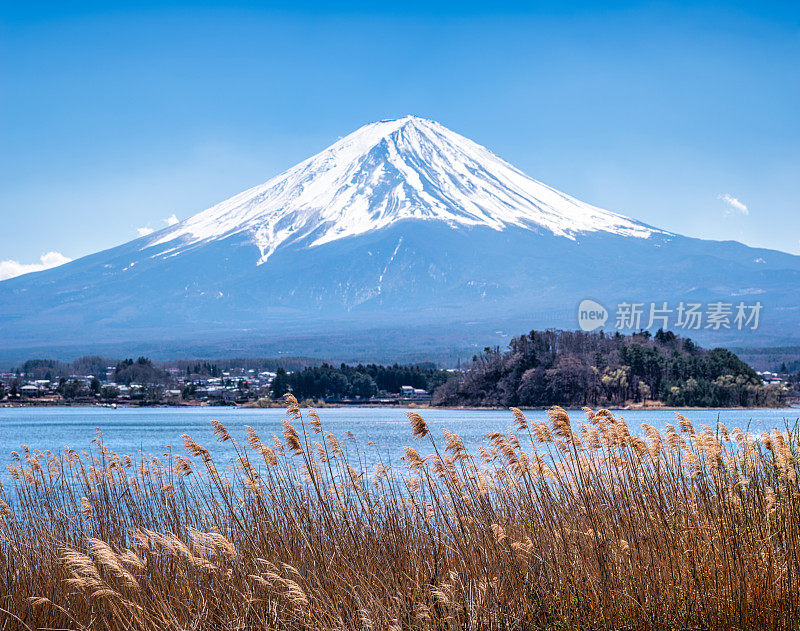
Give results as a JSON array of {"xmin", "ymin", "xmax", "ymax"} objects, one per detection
[{"xmin": 1, "ymin": 401, "xmax": 796, "ymax": 411}]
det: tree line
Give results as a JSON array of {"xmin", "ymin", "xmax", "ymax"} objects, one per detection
[
  {"xmin": 15, "ymin": 356, "xmax": 112, "ymax": 381},
  {"xmin": 166, "ymin": 357, "xmax": 322, "ymax": 376},
  {"xmin": 270, "ymin": 363, "xmax": 450, "ymax": 401},
  {"xmin": 13, "ymin": 356, "xmax": 322, "ymax": 382}
]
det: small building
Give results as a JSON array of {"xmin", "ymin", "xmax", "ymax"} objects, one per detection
[
  {"xmin": 399, "ymin": 385, "xmax": 431, "ymax": 402},
  {"xmin": 21, "ymin": 384, "xmax": 41, "ymax": 397}
]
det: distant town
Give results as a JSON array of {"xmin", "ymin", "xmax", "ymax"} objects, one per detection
[{"xmin": 0, "ymin": 356, "xmax": 450, "ymax": 407}]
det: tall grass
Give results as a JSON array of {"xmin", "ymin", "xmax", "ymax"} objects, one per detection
[{"xmin": 1, "ymin": 396, "xmax": 799, "ymax": 629}]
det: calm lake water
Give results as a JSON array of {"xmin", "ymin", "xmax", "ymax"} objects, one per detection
[{"xmin": 2, "ymin": 406, "xmax": 799, "ymax": 491}]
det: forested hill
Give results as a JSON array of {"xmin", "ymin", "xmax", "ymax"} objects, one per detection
[{"xmin": 433, "ymin": 329, "xmax": 778, "ymax": 408}]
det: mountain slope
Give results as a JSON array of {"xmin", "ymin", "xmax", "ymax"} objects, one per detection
[{"xmin": 1, "ymin": 116, "xmax": 798, "ymax": 361}]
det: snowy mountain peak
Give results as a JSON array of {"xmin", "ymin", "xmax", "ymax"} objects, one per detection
[{"xmin": 146, "ymin": 116, "xmax": 663, "ymax": 263}]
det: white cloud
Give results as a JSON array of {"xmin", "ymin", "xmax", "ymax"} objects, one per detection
[
  {"xmin": 719, "ymin": 193, "xmax": 749, "ymax": 215},
  {"xmin": 137, "ymin": 215, "xmax": 178, "ymax": 237},
  {"xmin": 0, "ymin": 251, "xmax": 72, "ymax": 281}
]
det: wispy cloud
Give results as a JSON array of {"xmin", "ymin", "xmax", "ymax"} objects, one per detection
[
  {"xmin": 718, "ymin": 193, "xmax": 749, "ymax": 215},
  {"xmin": 137, "ymin": 214, "xmax": 179, "ymax": 237},
  {"xmin": 0, "ymin": 251, "xmax": 72, "ymax": 281}
]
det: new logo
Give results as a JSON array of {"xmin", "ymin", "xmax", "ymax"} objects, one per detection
[{"xmin": 578, "ymin": 299, "xmax": 608, "ymax": 331}]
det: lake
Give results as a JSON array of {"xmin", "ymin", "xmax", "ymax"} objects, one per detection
[{"xmin": 2, "ymin": 406, "xmax": 798, "ymax": 491}]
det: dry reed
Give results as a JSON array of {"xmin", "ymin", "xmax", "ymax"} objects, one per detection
[{"xmin": 1, "ymin": 398, "xmax": 799, "ymax": 629}]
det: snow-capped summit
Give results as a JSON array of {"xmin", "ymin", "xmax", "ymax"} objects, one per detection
[{"xmin": 146, "ymin": 115, "xmax": 660, "ymax": 263}]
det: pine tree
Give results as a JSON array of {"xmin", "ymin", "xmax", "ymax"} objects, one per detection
[{"xmin": 271, "ymin": 367, "xmax": 290, "ymax": 399}]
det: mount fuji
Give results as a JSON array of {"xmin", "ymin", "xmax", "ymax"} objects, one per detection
[{"xmin": 1, "ymin": 116, "xmax": 799, "ymax": 361}]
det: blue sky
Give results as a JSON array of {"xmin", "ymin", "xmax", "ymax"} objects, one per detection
[{"xmin": 1, "ymin": 1, "xmax": 798, "ymax": 277}]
